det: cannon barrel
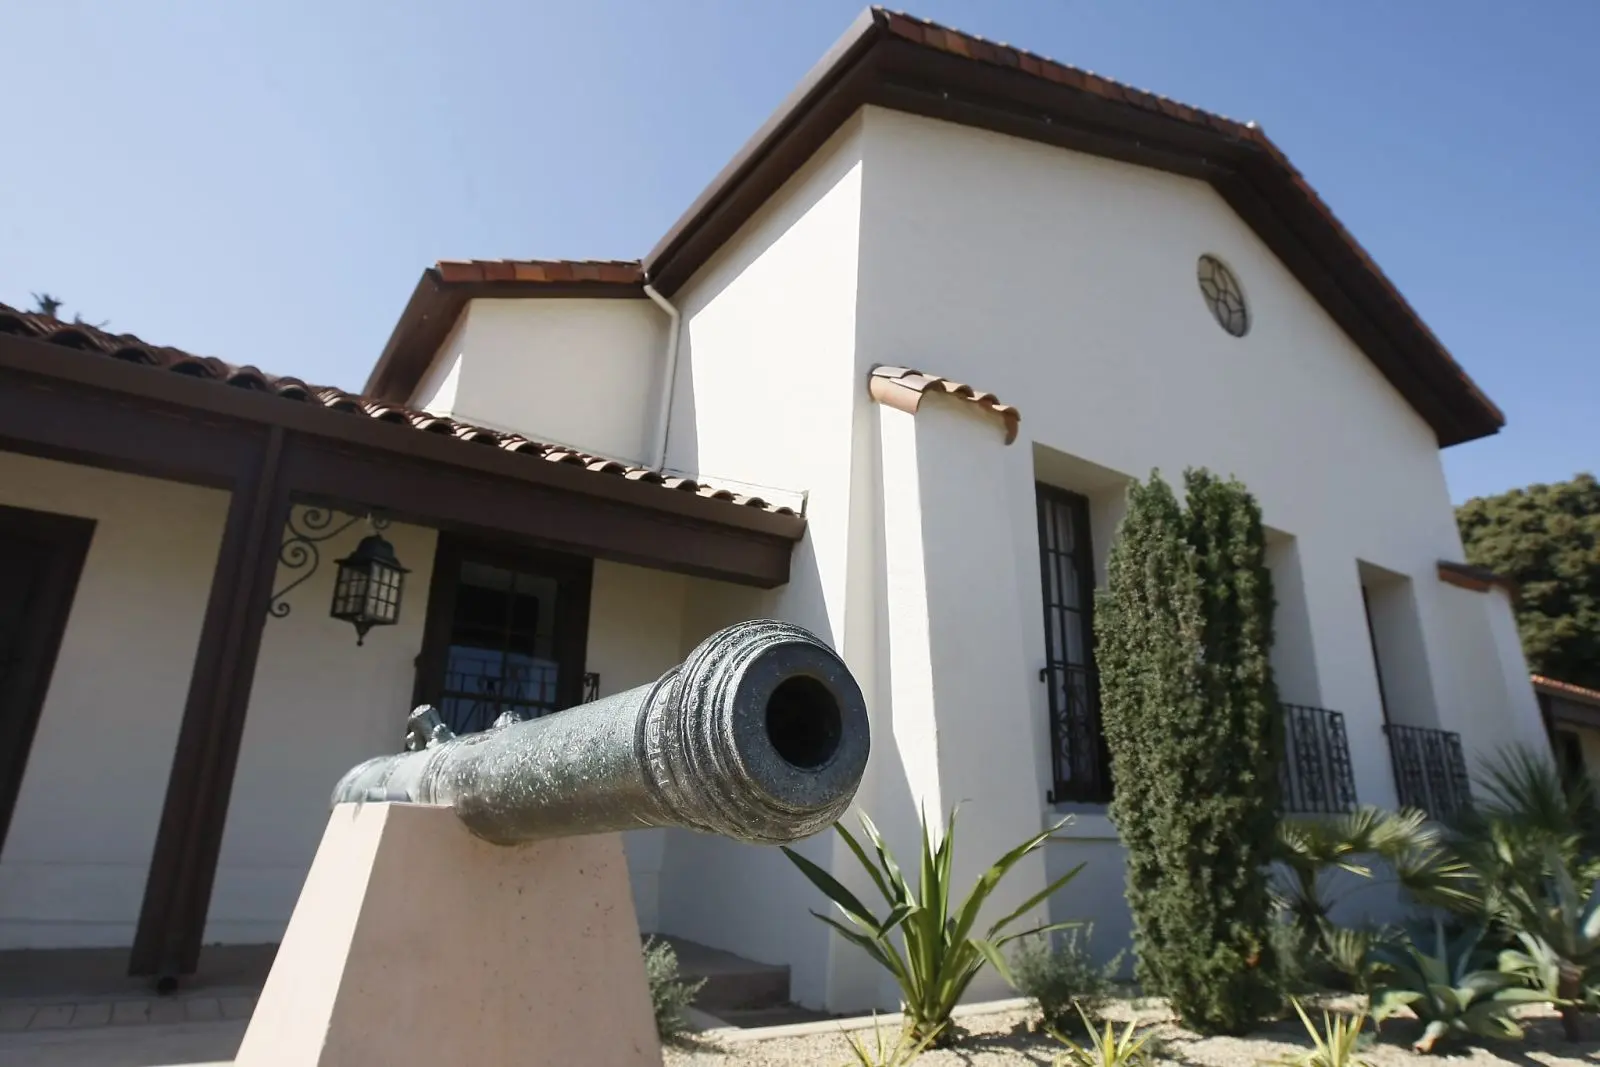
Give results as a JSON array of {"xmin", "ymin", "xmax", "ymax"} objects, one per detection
[{"xmin": 331, "ymin": 620, "xmax": 869, "ymax": 846}]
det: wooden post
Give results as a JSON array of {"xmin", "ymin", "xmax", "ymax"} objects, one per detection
[{"xmin": 131, "ymin": 427, "xmax": 292, "ymax": 978}]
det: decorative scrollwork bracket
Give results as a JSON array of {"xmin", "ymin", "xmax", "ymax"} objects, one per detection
[{"xmin": 267, "ymin": 507, "xmax": 390, "ymax": 620}]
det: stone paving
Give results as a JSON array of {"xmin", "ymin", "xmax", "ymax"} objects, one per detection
[{"xmin": 0, "ymin": 993, "xmax": 257, "ymax": 1033}]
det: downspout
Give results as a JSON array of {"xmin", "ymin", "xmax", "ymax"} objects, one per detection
[{"xmin": 642, "ymin": 283, "xmax": 681, "ymax": 472}]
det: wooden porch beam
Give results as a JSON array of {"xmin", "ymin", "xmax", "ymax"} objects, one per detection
[
  {"xmin": 281, "ymin": 437, "xmax": 795, "ymax": 588},
  {"xmin": 130, "ymin": 428, "xmax": 292, "ymax": 979}
]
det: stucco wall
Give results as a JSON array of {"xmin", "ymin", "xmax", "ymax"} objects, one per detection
[
  {"xmin": 584, "ymin": 560, "xmax": 691, "ymax": 933},
  {"xmin": 410, "ymin": 297, "xmax": 666, "ymax": 463},
  {"xmin": 850, "ymin": 106, "xmax": 1537, "ymax": 940},
  {"xmin": 0, "ymin": 454, "xmax": 229, "ymax": 949},
  {"xmin": 205, "ymin": 511, "xmax": 437, "ymax": 945},
  {"xmin": 657, "ymin": 115, "xmax": 868, "ymax": 1010}
]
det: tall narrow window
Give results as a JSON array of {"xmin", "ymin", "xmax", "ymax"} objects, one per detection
[
  {"xmin": 1036, "ymin": 484, "xmax": 1109, "ymax": 803},
  {"xmin": 415, "ymin": 538, "xmax": 592, "ymax": 736}
]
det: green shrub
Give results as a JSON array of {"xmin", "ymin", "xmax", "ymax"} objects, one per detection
[
  {"xmin": 1011, "ymin": 927, "xmax": 1124, "ymax": 1031},
  {"xmin": 1369, "ymin": 919, "xmax": 1545, "ymax": 1053},
  {"xmin": 1096, "ymin": 470, "xmax": 1283, "ymax": 1033},
  {"xmin": 783, "ymin": 807, "xmax": 1081, "ymax": 1046},
  {"xmin": 1448, "ymin": 746, "xmax": 1600, "ymax": 929},
  {"xmin": 642, "ymin": 937, "xmax": 705, "ymax": 1041}
]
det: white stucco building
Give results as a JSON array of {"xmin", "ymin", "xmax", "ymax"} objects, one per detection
[{"xmin": 0, "ymin": 8, "xmax": 1545, "ymax": 1013}]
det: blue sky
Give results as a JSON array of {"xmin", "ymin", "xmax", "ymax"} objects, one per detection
[{"xmin": 2, "ymin": 1, "xmax": 1594, "ymax": 503}]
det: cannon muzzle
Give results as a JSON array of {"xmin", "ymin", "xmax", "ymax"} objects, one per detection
[{"xmin": 332, "ymin": 620, "xmax": 869, "ymax": 845}]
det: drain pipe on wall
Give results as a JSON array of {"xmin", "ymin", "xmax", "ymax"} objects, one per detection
[{"xmin": 642, "ymin": 282, "xmax": 681, "ymax": 472}]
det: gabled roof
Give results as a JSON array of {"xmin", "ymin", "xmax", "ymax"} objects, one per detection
[
  {"xmin": 368, "ymin": 8, "xmax": 1503, "ymax": 448},
  {"xmin": 364, "ymin": 259, "xmax": 644, "ymax": 400},
  {"xmin": 640, "ymin": 7, "xmax": 1503, "ymax": 448},
  {"xmin": 0, "ymin": 301, "xmax": 795, "ymax": 516}
]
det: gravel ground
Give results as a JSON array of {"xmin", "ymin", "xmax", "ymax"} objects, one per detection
[{"xmin": 665, "ymin": 997, "xmax": 1600, "ymax": 1067}]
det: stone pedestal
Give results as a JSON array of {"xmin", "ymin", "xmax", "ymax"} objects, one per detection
[{"xmin": 235, "ymin": 802, "xmax": 662, "ymax": 1066}]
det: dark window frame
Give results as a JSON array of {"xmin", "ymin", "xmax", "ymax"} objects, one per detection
[
  {"xmin": 1035, "ymin": 483, "xmax": 1110, "ymax": 804},
  {"xmin": 413, "ymin": 534, "xmax": 593, "ymax": 731},
  {"xmin": 0, "ymin": 503, "xmax": 97, "ymax": 857}
]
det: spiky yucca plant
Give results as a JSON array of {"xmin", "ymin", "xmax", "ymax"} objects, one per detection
[
  {"xmin": 784, "ymin": 808, "xmax": 1081, "ymax": 1046},
  {"xmin": 1276, "ymin": 998, "xmax": 1375, "ymax": 1067},
  {"xmin": 1049, "ymin": 1006, "xmax": 1156, "ymax": 1067}
]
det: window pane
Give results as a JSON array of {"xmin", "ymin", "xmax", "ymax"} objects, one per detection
[{"xmin": 437, "ymin": 558, "xmax": 565, "ymax": 735}]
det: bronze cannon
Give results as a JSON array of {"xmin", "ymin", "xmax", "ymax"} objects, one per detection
[{"xmin": 332, "ymin": 620, "xmax": 870, "ymax": 846}]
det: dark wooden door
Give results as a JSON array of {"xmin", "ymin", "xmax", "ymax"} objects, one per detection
[{"xmin": 0, "ymin": 504, "xmax": 96, "ymax": 857}]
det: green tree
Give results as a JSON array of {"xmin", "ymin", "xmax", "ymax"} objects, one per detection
[
  {"xmin": 1096, "ymin": 469, "xmax": 1283, "ymax": 1034},
  {"xmin": 1456, "ymin": 474, "xmax": 1600, "ymax": 690}
]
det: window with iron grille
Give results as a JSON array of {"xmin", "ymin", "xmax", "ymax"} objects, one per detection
[
  {"xmin": 415, "ymin": 537, "xmax": 593, "ymax": 736},
  {"xmin": 1036, "ymin": 484, "xmax": 1110, "ymax": 804}
]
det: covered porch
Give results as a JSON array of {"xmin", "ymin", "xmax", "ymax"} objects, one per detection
[{"xmin": 0, "ymin": 307, "xmax": 805, "ymax": 992}]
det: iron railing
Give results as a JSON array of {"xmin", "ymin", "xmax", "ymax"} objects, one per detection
[
  {"xmin": 1042, "ymin": 663, "xmax": 1112, "ymax": 804},
  {"xmin": 1280, "ymin": 704, "xmax": 1358, "ymax": 814},
  {"xmin": 1385, "ymin": 723, "xmax": 1471, "ymax": 821}
]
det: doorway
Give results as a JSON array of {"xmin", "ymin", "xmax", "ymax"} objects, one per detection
[{"xmin": 0, "ymin": 504, "xmax": 96, "ymax": 858}]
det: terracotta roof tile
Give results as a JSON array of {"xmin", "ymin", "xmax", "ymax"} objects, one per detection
[
  {"xmin": 1532, "ymin": 675, "xmax": 1600, "ymax": 708},
  {"xmin": 867, "ymin": 365, "xmax": 1020, "ymax": 445},
  {"xmin": 0, "ymin": 301, "xmax": 794, "ymax": 516},
  {"xmin": 1437, "ymin": 559, "xmax": 1518, "ymax": 598}
]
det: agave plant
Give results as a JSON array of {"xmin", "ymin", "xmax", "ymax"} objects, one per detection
[
  {"xmin": 1369, "ymin": 919, "xmax": 1546, "ymax": 1053},
  {"xmin": 1496, "ymin": 844, "xmax": 1600, "ymax": 1041},
  {"xmin": 1276, "ymin": 998, "xmax": 1375, "ymax": 1067},
  {"xmin": 784, "ymin": 808, "xmax": 1081, "ymax": 1046},
  {"xmin": 1049, "ymin": 1006, "xmax": 1154, "ymax": 1067}
]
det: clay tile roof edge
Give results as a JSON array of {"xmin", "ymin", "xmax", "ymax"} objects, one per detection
[
  {"xmin": 1532, "ymin": 675, "xmax": 1600, "ymax": 708},
  {"xmin": 1437, "ymin": 559, "xmax": 1519, "ymax": 598},
  {"xmin": 0, "ymin": 301, "xmax": 798, "ymax": 520},
  {"xmin": 867, "ymin": 364, "xmax": 1020, "ymax": 445}
]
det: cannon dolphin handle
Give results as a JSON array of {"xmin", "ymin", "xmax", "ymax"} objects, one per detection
[{"xmin": 331, "ymin": 620, "xmax": 870, "ymax": 846}]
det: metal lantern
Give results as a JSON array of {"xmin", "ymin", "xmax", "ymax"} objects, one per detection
[{"xmin": 330, "ymin": 533, "xmax": 409, "ymax": 645}]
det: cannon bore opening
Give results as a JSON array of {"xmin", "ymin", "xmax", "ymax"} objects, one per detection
[{"xmin": 764, "ymin": 675, "xmax": 843, "ymax": 770}]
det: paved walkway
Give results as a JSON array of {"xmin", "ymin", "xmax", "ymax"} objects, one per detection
[{"xmin": 0, "ymin": 1018, "xmax": 242, "ymax": 1066}]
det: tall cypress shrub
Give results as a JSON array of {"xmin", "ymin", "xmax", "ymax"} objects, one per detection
[{"xmin": 1096, "ymin": 469, "xmax": 1283, "ymax": 1034}]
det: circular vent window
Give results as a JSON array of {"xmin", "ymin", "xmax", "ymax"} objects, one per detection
[{"xmin": 1197, "ymin": 254, "xmax": 1249, "ymax": 337}]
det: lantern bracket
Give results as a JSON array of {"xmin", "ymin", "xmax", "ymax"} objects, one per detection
[{"xmin": 268, "ymin": 507, "xmax": 391, "ymax": 620}]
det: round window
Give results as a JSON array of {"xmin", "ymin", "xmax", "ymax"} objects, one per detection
[{"xmin": 1197, "ymin": 254, "xmax": 1249, "ymax": 337}]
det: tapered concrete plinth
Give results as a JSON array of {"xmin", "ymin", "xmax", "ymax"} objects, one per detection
[{"xmin": 235, "ymin": 802, "xmax": 662, "ymax": 1067}]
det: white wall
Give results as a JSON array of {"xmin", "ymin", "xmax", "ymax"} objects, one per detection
[
  {"xmin": 846, "ymin": 106, "xmax": 1534, "ymax": 941},
  {"xmin": 0, "ymin": 454, "xmax": 229, "ymax": 949},
  {"xmin": 583, "ymin": 560, "xmax": 691, "ymax": 932},
  {"xmin": 411, "ymin": 297, "xmax": 666, "ymax": 463},
  {"xmin": 206, "ymin": 511, "xmax": 437, "ymax": 945},
  {"xmin": 655, "ymin": 115, "xmax": 869, "ymax": 1010}
]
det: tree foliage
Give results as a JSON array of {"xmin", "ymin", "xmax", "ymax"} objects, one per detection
[
  {"xmin": 1456, "ymin": 473, "xmax": 1600, "ymax": 689},
  {"xmin": 1096, "ymin": 469, "xmax": 1283, "ymax": 1034}
]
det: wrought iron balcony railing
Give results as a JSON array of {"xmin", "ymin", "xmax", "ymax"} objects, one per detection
[
  {"xmin": 1280, "ymin": 704, "xmax": 1358, "ymax": 814},
  {"xmin": 1384, "ymin": 723, "xmax": 1471, "ymax": 821},
  {"xmin": 1042, "ymin": 663, "xmax": 1112, "ymax": 805}
]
